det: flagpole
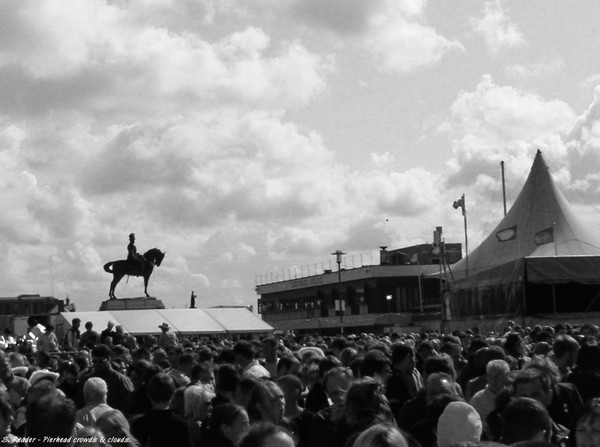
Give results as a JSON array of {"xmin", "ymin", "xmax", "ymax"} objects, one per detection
[
  {"xmin": 453, "ymin": 194, "xmax": 469, "ymax": 277},
  {"xmin": 463, "ymin": 194, "xmax": 469, "ymax": 277}
]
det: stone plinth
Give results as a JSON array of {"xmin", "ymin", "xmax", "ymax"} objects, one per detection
[{"xmin": 99, "ymin": 296, "xmax": 165, "ymax": 311}]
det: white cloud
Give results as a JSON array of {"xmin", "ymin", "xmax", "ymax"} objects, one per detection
[
  {"xmin": 289, "ymin": 0, "xmax": 462, "ymax": 73},
  {"xmin": 506, "ymin": 57, "xmax": 565, "ymax": 80},
  {"xmin": 470, "ymin": 0, "xmax": 526, "ymax": 53},
  {"xmin": 370, "ymin": 152, "xmax": 395, "ymax": 168},
  {"xmin": 365, "ymin": 1, "xmax": 464, "ymax": 73},
  {"xmin": 444, "ymin": 75, "xmax": 574, "ymax": 188}
]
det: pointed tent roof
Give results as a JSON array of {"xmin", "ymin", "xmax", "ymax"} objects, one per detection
[{"xmin": 452, "ymin": 150, "xmax": 600, "ymax": 282}]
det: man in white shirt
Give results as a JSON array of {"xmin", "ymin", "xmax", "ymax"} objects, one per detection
[
  {"xmin": 233, "ymin": 340, "xmax": 270, "ymax": 379},
  {"xmin": 76, "ymin": 377, "xmax": 114, "ymax": 427},
  {"xmin": 470, "ymin": 359, "xmax": 510, "ymax": 434}
]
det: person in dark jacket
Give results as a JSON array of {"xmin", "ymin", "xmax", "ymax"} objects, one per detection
[{"xmin": 130, "ymin": 373, "xmax": 192, "ymax": 447}]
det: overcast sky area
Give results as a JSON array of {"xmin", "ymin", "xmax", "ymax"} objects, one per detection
[{"xmin": 3, "ymin": 0, "xmax": 600, "ymax": 311}]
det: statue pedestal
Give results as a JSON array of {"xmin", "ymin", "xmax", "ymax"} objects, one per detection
[{"xmin": 99, "ymin": 296, "xmax": 165, "ymax": 311}]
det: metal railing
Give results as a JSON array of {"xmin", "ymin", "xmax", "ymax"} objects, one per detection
[{"xmin": 255, "ymin": 250, "xmax": 381, "ymax": 286}]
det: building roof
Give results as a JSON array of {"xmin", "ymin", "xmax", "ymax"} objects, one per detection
[{"xmin": 56, "ymin": 308, "xmax": 273, "ymax": 335}]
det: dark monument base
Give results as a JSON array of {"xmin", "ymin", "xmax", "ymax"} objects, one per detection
[{"xmin": 99, "ymin": 296, "xmax": 165, "ymax": 311}]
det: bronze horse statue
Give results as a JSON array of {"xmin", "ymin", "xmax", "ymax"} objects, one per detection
[{"xmin": 103, "ymin": 248, "xmax": 165, "ymax": 300}]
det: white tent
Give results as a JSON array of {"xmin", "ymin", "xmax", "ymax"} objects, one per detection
[
  {"xmin": 55, "ymin": 308, "xmax": 273, "ymax": 336},
  {"xmin": 448, "ymin": 150, "xmax": 600, "ymax": 317}
]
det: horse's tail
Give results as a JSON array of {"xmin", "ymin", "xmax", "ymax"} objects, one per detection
[{"xmin": 103, "ymin": 262, "xmax": 114, "ymax": 273}]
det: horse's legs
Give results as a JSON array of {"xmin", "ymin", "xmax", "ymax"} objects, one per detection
[
  {"xmin": 144, "ymin": 274, "xmax": 150, "ymax": 297},
  {"xmin": 110, "ymin": 273, "xmax": 125, "ymax": 299}
]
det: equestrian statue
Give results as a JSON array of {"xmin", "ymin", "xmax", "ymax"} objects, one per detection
[{"xmin": 103, "ymin": 233, "xmax": 165, "ymax": 300}]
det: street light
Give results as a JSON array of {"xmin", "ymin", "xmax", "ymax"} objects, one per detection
[
  {"xmin": 332, "ymin": 250, "xmax": 345, "ymax": 334},
  {"xmin": 386, "ymin": 294, "xmax": 393, "ymax": 328}
]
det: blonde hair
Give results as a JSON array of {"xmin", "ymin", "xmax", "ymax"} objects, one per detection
[
  {"xmin": 353, "ymin": 424, "xmax": 408, "ymax": 447},
  {"xmin": 96, "ymin": 409, "xmax": 140, "ymax": 447},
  {"xmin": 184, "ymin": 385, "xmax": 215, "ymax": 420}
]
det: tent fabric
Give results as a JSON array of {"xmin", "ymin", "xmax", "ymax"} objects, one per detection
[
  {"xmin": 526, "ymin": 256, "xmax": 600, "ymax": 284},
  {"xmin": 448, "ymin": 150, "xmax": 600, "ymax": 317},
  {"xmin": 203, "ymin": 308, "xmax": 274, "ymax": 334},
  {"xmin": 56, "ymin": 308, "xmax": 273, "ymax": 336},
  {"xmin": 452, "ymin": 150, "xmax": 600, "ymax": 284}
]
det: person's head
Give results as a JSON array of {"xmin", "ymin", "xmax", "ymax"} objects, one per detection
[
  {"xmin": 190, "ymin": 360, "xmax": 213, "ymax": 386},
  {"xmin": 261, "ymin": 337, "xmax": 278, "ymax": 359},
  {"xmin": 344, "ymin": 377, "xmax": 392, "ymax": 427},
  {"xmin": 91, "ymin": 344, "xmax": 112, "ymax": 373},
  {"xmin": 360, "ymin": 350, "xmax": 391, "ymax": 384},
  {"xmin": 26, "ymin": 393, "xmax": 76, "ymax": 447},
  {"xmin": 486, "ymin": 359, "xmax": 510, "ymax": 394},
  {"xmin": 423, "ymin": 354, "xmax": 456, "ymax": 380},
  {"xmin": 27, "ymin": 317, "xmax": 38, "ymax": 329},
  {"xmin": 581, "ymin": 323, "xmax": 598, "ymax": 338},
  {"xmin": 216, "ymin": 363, "xmax": 241, "ymax": 394},
  {"xmin": 436, "ymin": 401, "xmax": 482, "ymax": 447},
  {"xmin": 501, "ymin": 397, "xmax": 552, "ymax": 444},
  {"xmin": 439, "ymin": 341, "xmax": 462, "ymax": 366},
  {"xmin": 352, "ymin": 423, "xmax": 409, "ymax": 447},
  {"xmin": 246, "ymin": 380, "xmax": 285, "ymax": 424},
  {"xmin": 83, "ymin": 377, "xmax": 108, "ymax": 405},
  {"xmin": 504, "ymin": 332, "xmax": 524, "ymax": 356},
  {"xmin": 129, "ymin": 233, "xmax": 135, "ymax": 241},
  {"xmin": 96, "ymin": 409, "xmax": 137, "ymax": 446},
  {"xmin": 239, "ymin": 423, "xmax": 295, "ymax": 447},
  {"xmin": 0, "ymin": 351, "xmax": 11, "ymax": 381},
  {"xmin": 106, "ymin": 321, "xmax": 115, "ymax": 330},
  {"xmin": 72, "ymin": 318, "xmax": 81, "ymax": 329},
  {"xmin": 391, "ymin": 343, "xmax": 415, "ymax": 375},
  {"xmin": 513, "ymin": 363, "xmax": 556, "ymax": 407},
  {"xmin": 208, "ymin": 403, "xmax": 250, "ymax": 446},
  {"xmin": 147, "ymin": 373, "xmax": 175, "ymax": 406},
  {"xmin": 425, "ymin": 372, "xmax": 458, "ymax": 404},
  {"xmin": 553, "ymin": 334, "xmax": 579, "ymax": 366},
  {"xmin": 233, "ymin": 340, "xmax": 255, "ymax": 367},
  {"xmin": 277, "ymin": 374, "xmax": 303, "ymax": 408},
  {"xmin": 277, "ymin": 354, "xmax": 300, "ymax": 378},
  {"xmin": 323, "ymin": 366, "xmax": 354, "ymax": 405},
  {"xmin": 184, "ymin": 384, "xmax": 215, "ymax": 421},
  {"xmin": 574, "ymin": 397, "xmax": 600, "ymax": 447},
  {"xmin": 318, "ymin": 355, "xmax": 342, "ymax": 380}
]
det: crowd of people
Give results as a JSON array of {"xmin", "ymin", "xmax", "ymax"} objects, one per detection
[{"xmin": 1, "ymin": 316, "xmax": 600, "ymax": 447}]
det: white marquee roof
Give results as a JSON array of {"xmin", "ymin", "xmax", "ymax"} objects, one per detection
[{"xmin": 55, "ymin": 308, "xmax": 273, "ymax": 335}]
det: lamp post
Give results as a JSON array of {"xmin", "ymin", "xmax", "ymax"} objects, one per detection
[
  {"xmin": 332, "ymin": 250, "xmax": 345, "ymax": 334},
  {"xmin": 386, "ymin": 294, "xmax": 393, "ymax": 328}
]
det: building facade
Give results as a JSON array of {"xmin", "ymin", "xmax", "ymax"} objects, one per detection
[{"xmin": 256, "ymin": 244, "xmax": 461, "ymax": 334}]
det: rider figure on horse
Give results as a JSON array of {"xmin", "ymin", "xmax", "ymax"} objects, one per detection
[{"xmin": 127, "ymin": 233, "xmax": 145, "ymax": 272}]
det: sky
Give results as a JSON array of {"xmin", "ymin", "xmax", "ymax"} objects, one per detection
[{"xmin": 3, "ymin": 0, "xmax": 600, "ymax": 311}]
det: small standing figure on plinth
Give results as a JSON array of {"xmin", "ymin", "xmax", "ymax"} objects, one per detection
[{"xmin": 190, "ymin": 291, "xmax": 196, "ymax": 309}]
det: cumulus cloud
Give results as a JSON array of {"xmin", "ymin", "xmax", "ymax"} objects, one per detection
[
  {"xmin": 470, "ymin": 0, "xmax": 526, "ymax": 53},
  {"xmin": 365, "ymin": 3, "xmax": 464, "ymax": 73},
  {"xmin": 506, "ymin": 57, "xmax": 565, "ymax": 80},
  {"xmin": 289, "ymin": 0, "xmax": 462, "ymax": 73},
  {"xmin": 444, "ymin": 75, "xmax": 574, "ymax": 188}
]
